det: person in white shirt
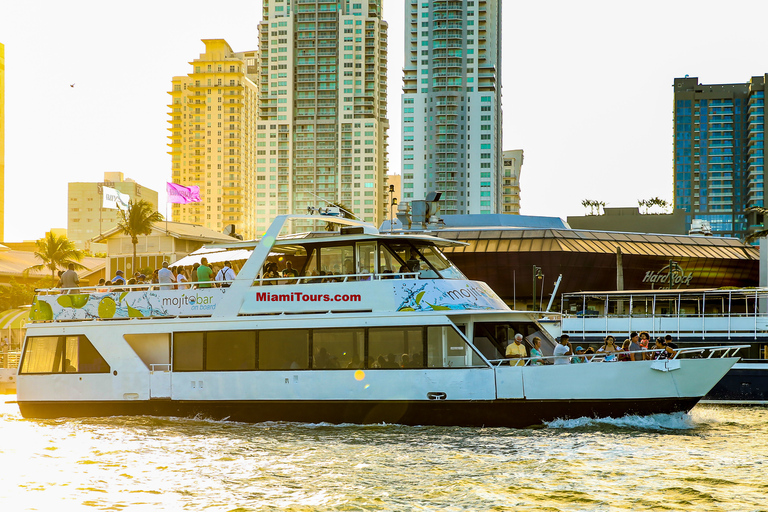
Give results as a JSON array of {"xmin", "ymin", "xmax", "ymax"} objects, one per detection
[
  {"xmin": 176, "ymin": 266, "xmax": 189, "ymax": 290},
  {"xmin": 215, "ymin": 260, "xmax": 236, "ymax": 288},
  {"xmin": 157, "ymin": 261, "xmax": 175, "ymax": 289},
  {"xmin": 553, "ymin": 334, "xmax": 573, "ymax": 365}
]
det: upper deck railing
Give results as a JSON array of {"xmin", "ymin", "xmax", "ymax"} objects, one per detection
[{"xmin": 560, "ymin": 288, "xmax": 768, "ymax": 340}]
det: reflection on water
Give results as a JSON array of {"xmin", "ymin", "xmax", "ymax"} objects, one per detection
[{"xmin": 0, "ymin": 397, "xmax": 766, "ymax": 511}]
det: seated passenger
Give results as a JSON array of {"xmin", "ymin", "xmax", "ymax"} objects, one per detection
[
  {"xmin": 571, "ymin": 346, "xmax": 587, "ymax": 364},
  {"xmin": 505, "ymin": 333, "xmax": 527, "ymax": 366},
  {"xmin": 653, "ymin": 338, "xmax": 677, "ymax": 360},
  {"xmin": 584, "ymin": 347, "xmax": 596, "ymax": 362},
  {"xmin": 400, "ymin": 354, "xmax": 411, "ymax": 368}
]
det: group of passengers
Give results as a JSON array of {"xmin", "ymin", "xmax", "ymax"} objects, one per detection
[
  {"xmin": 505, "ymin": 331, "xmax": 679, "ymax": 366},
  {"xmin": 314, "ymin": 348, "xmax": 423, "ymax": 369},
  {"xmin": 95, "ymin": 258, "xmax": 239, "ymax": 292}
]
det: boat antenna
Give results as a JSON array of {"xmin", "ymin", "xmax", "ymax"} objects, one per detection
[{"xmin": 306, "ymin": 191, "xmax": 361, "ymax": 221}]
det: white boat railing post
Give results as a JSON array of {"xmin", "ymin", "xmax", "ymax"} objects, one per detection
[
  {"xmin": 582, "ymin": 295, "xmax": 586, "ymax": 338},
  {"xmin": 702, "ymin": 292, "xmax": 706, "ymax": 338},
  {"xmin": 629, "ymin": 295, "xmax": 633, "ymax": 335},
  {"xmin": 604, "ymin": 295, "xmax": 608, "ymax": 337},
  {"xmin": 728, "ymin": 290, "xmax": 732, "ymax": 340},
  {"xmin": 652, "ymin": 294, "xmax": 656, "ymax": 337},
  {"xmin": 755, "ymin": 288, "xmax": 758, "ymax": 339},
  {"xmin": 677, "ymin": 292, "xmax": 681, "ymax": 340}
]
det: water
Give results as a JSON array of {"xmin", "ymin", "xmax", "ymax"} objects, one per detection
[{"xmin": 1, "ymin": 397, "xmax": 766, "ymax": 511}]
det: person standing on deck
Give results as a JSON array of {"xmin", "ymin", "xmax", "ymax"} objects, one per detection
[
  {"xmin": 553, "ymin": 335, "xmax": 573, "ymax": 365},
  {"xmin": 197, "ymin": 258, "xmax": 214, "ymax": 288},
  {"xmin": 60, "ymin": 264, "xmax": 80, "ymax": 294},
  {"xmin": 158, "ymin": 261, "xmax": 175, "ymax": 289},
  {"xmin": 215, "ymin": 260, "xmax": 237, "ymax": 288},
  {"xmin": 505, "ymin": 333, "xmax": 527, "ymax": 366}
]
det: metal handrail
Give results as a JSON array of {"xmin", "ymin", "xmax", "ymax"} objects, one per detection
[{"xmin": 488, "ymin": 345, "xmax": 749, "ymax": 367}]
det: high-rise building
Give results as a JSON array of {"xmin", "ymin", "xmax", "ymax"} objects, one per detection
[
  {"xmin": 168, "ymin": 40, "xmax": 260, "ymax": 239},
  {"xmin": 673, "ymin": 75, "xmax": 766, "ymax": 238},
  {"xmin": 401, "ymin": 0, "xmax": 502, "ymax": 215},
  {"xmin": 258, "ymin": 1, "xmax": 390, "ymax": 229},
  {"xmin": 0, "ymin": 42, "xmax": 5, "ymax": 241},
  {"xmin": 68, "ymin": 172, "xmax": 159, "ymax": 251},
  {"xmin": 501, "ymin": 150, "xmax": 522, "ymax": 214}
]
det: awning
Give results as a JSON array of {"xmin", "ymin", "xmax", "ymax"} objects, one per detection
[
  {"xmin": 0, "ymin": 308, "xmax": 31, "ymax": 330},
  {"xmin": 173, "ymin": 249, "xmax": 254, "ymax": 268}
]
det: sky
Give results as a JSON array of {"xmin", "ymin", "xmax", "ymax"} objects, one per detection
[{"xmin": 2, "ymin": 0, "xmax": 768, "ymax": 242}]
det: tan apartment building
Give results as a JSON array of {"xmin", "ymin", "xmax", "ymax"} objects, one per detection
[
  {"xmin": 68, "ymin": 172, "xmax": 158, "ymax": 251},
  {"xmin": 168, "ymin": 39, "xmax": 261, "ymax": 239},
  {"xmin": 502, "ymin": 149, "xmax": 523, "ymax": 214}
]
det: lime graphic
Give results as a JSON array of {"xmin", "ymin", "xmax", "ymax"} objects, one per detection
[
  {"xmin": 415, "ymin": 291, "xmax": 425, "ymax": 305},
  {"xmin": 30, "ymin": 298, "xmax": 53, "ymax": 321},
  {"xmin": 426, "ymin": 302, "xmax": 451, "ymax": 311},
  {"xmin": 70, "ymin": 294, "xmax": 90, "ymax": 308},
  {"xmin": 127, "ymin": 305, "xmax": 144, "ymax": 318},
  {"xmin": 120, "ymin": 292, "xmax": 129, "ymax": 302},
  {"xmin": 398, "ymin": 307, "xmax": 415, "ymax": 312},
  {"xmin": 98, "ymin": 297, "xmax": 117, "ymax": 318},
  {"xmin": 56, "ymin": 295, "xmax": 73, "ymax": 308}
]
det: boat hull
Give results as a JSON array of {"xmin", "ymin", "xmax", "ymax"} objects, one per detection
[{"xmin": 17, "ymin": 396, "xmax": 702, "ymax": 428}]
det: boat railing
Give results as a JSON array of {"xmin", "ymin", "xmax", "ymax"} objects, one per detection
[
  {"xmin": 35, "ymin": 271, "xmax": 424, "ymax": 295},
  {"xmin": 487, "ymin": 344, "xmax": 749, "ymax": 367},
  {"xmin": 0, "ymin": 350, "xmax": 21, "ymax": 370}
]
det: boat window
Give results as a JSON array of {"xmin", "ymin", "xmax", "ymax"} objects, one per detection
[
  {"xmin": 368, "ymin": 327, "xmax": 424, "ymax": 368},
  {"xmin": 320, "ymin": 246, "xmax": 354, "ymax": 278},
  {"xmin": 378, "ymin": 243, "xmax": 406, "ymax": 274},
  {"xmin": 427, "ymin": 326, "xmax": 485, "ymax": 368},
  {"xmin": 416, "ymin": 245, "xmax": 466, "ymax": 280},
  {"xmin": 313, "ymin": 328, "xmax": 364, "ymax": 369},
  {"xmin": 357, "ymin": 242, "xmax": 376, "ymax": 276},
  {"xmin": 20, "ymin": 335, "xmax": 110, "ymax": 374},
  {"xmin": 173, "ymin": 332, "xmax": 204, "ymax": 371},
  {"xmin": 259, "ymin": 329, "xmax": 309, "ymax": 370},
  {"xmin": 207, "ymin": 331, "xmax": 257, "ymax": 371}
]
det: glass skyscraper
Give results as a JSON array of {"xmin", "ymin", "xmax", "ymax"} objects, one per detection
[
  {"xmin": 401, "ymin": 0, "xmax": 502, "ymax": 215},
  {"xmin": 673, "ymin": 75, "xmax": 766, "ymax": 239}
]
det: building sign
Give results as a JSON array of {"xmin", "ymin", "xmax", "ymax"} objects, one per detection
[{"xmin": 641, "ymin": 262, "xmax": 693, "ymax": 289}]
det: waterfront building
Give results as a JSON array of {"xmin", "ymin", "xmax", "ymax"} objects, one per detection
[
  {"xmin": 0, "ymin": 42, "xmax": 5, "ymax": 242},
  {"xmin": 67, "ymin": 172, "xmax": 158, "ymax": 251},
  {"xmin": 258, "ymin": 0, "xmax": 390, "ymax": 229},
  {"xmin": 93, "ymin": 221, "xmax": 236, "ymax": 278},
  {"xmin": 168, "ymin": 40, "xmax": 260, "ymax": 239},
  {"xmin": 673, "ymin": 75, "xmax": 767, "ymax": 239},
  {"xmin": 501, "ymin": 150, "xmax": 522, "ymax": 214},
  {"xmin": 401, "ymin": 0, "xmax": 503, "ymax": 215},
  {"xmin": 567, "ymin": 207, "xmax": 687, "ymax": 235}
]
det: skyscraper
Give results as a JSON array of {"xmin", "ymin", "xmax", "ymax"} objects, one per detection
[
  {"xmin": 401, "ymin": 0, "xmax": 502, "ymax": 215},
  {"xmin": 501, "ymin": 149, "xmax": 522, "ymax": 214},
  {"xmin": 168, "ymin": 40, "xmax": 261, "ymax": 239},
  {"xmin": 673, "ymin": 75, "xmax": 766, "ymax": 238},
  {"xmin": 258, "ymin": 0, "xmax": 389, "ymax": 228}
]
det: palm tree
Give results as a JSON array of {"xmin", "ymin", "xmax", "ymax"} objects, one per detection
[
  {"xmin": 25, "ymin": 232, "xmax": 86, "ymax": 282},
  {"xmin": 117, "ymin": 199, "xmax": 164, "ymax": 273}
]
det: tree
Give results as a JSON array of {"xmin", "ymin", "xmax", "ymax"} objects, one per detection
[
  {"xmin": 639, "ymin": 197, "xmax": 671, "ymax": 214},
  {"xmin": 0, "ymin": 278, "xmax": 38, "ymax": 310},
  {"xmin": 24, "ymin": 232, "xmax": 86, "ymax": 281},
  {"xmin": 117, "ymin": 199, "xmax": 164, "ymax": 273},
  {"xmin": 581, "ymin": 199, "xmax": 604, "ymax": 216}
]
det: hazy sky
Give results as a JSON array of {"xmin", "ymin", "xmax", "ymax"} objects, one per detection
[{"xmin": 2, "ymin": 0, "xmax": 768, "ymax": 242}]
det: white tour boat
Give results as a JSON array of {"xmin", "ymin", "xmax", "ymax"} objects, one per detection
[{"xmin": 16, "ymin": 214, "xmax": 743, "ymax": 427}]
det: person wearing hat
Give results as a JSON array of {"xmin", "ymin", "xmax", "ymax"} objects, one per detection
[
  {"xmin": 553, "ymin": 334, "xmax": 573, "ymax": 365},
  {"xmin": 571, "ymin": 346, "xmax": 587, "ymax": 364},
  {"xmin": 112, "ymin": 269, "xmax": 126, "ymax": 285}
]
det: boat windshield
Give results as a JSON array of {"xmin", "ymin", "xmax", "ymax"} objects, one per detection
[{"xmin": 414, "ymin": 245, "xmax": 466, "ymax": 280}]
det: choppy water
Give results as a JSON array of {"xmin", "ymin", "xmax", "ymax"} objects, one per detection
[{"xmin": 0, "ymin": 397, "xmax": 766, "ymax": 511}]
